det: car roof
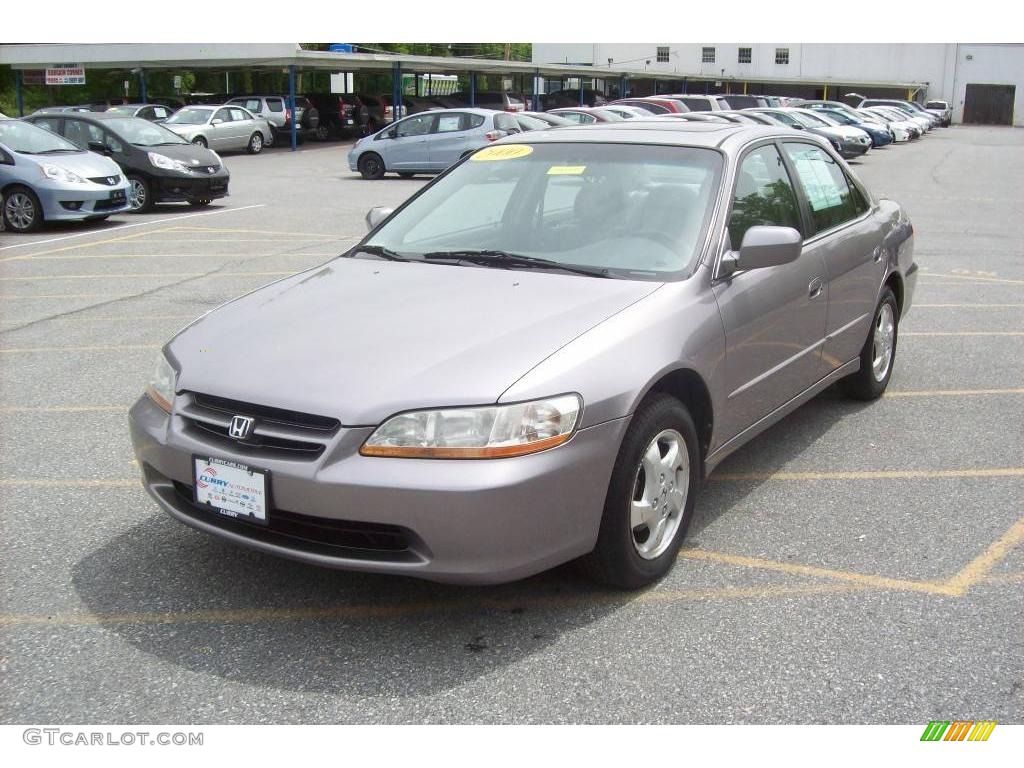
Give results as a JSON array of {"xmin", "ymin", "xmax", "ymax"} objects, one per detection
[{"xmin": 494, "ymin": 121, "xmax": 797, "ymax": 151}]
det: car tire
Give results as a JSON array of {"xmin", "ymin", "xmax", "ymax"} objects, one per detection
[
  {"xmin": 247, "ymin": 132, "xmax": 264, "ymax": 154},
  {"xmin": 579, "ymin": 394, "xmax": 700, "ymax": 589},
  {"xmin": 191, "ymin": 136, "xmax": 208, "ymax": 148},
  {"xmin": 840, "ymin": 286, "xmax": 899, "ymax": 401},
  {"xmin": 126, "ymin": 174, "xmax": 154, "ymax": 213},
  {"xmin": 358, "ymin": 153, "xmax": 386, "ymax": 180},
  {"xmin": 398, "ymin": 172, "xmax": 415, "ymax": 179},
  {"xmin": 2, "ymin": 185, "xmax": 44, "ymax": 232}
]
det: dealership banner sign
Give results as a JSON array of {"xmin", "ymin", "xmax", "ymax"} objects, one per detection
[{"xmin": 45, "ymin": 64, "xmax": 86, "ymax": 85}]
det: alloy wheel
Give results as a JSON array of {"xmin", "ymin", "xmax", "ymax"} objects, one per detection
[
  {"xmin": 4, "ymin": 192, "xmax": 36, "ymax": 230},
  {"xmin": 872, "ymin": 303, "xmax": 896, "ymax": 381},
  {"xmin": 128, "ymin": 178, "xmax": 147, "ymax": 211},
  {"xmin": 630, "ymin": 429, "xmax": 690, "ymax": 560}
]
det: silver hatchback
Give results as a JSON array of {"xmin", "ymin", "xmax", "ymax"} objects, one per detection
[
  {"xmin": 347, "ymin": 108, "xmax": 523, "ymax": 179},
  {"xmin": 131, "ymin": 123, "xmax": 916, "ymax": 588}
]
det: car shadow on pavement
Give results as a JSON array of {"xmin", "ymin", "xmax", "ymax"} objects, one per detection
[
  {"xmin": 686, "ymin": 385, "xmax": 876, "ymax": 541},
  {"xmin": 71, "ymin": 515, "xmax": 626, "ymax": 699}
]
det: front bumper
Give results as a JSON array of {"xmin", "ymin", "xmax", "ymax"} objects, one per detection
[
  {"xmin": 838, "ymin": 140, "xmax": 870, "ymax": 159},
  {"xmin": 153, "ymin": 170, "xmax": 230, "ymax": 203},
  {"xmin": 36, "ymin": 180, "xmax": 131, "ymax": 220},
  {"xmin": 129, "ymin": 395, "xmax": 628, "ymax": 584}
]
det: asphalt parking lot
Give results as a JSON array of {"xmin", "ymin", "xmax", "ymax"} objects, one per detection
[{"xmin": 1, "ymin": 127, "xmax": 1021, "ymax": 724}]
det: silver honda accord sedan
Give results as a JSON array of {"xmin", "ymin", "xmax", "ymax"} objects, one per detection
[{"xmin": 129, "ymin": 122, "xmax": 916, "ymax": 588}]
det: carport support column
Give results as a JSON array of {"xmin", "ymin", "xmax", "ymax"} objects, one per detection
[
  {"xmin": 533, "ymin": 69, "xmax": 540, "ymax": 111},
  {"xmin": 288, "ymin": 65, "xmax": 297, "ymax": 152},
  {"xmin": 392, "ymin": 61, "xmax": 403, "ymax": 122},
  {"xmin": 139, "ymin": 69, "xmax": 147, "ymax": 104},
  {"xmin": 15, "ymin": 69, "xmax": 24, "ymax": 117},
  {"xmin": 579, "ymin": 77, "xmax": 585, "ymax": 106},
  {"xmin": 469, "ymin": 71, "xmax": 476, "ymax": 107},
  {"xmin": 619, "ymin": 74, "xmax": 626, "ymax": 99}
]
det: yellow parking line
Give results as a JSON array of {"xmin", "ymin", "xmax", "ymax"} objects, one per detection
[
  {"xmin": 711, "ymin": 468, "xmax": 1024, "ymax": 482},
  {"xmin": 0, "ymin": 228, "xmax": 162, "ymax": 263},
  {"xmin": 886, "ymin": 388, "xmax": 1024, "ymax": 398},
  {"xmin": 678, "ymin": 549, "xmax": 958, "ymax": 596},
  {"xmin": 0, "ymin": 582, "xmax": 871, "ymax": 629},
  {"xmin": 920, "ymin": 273, "xmax": 1024, "ymax": 285},
  {"xmin": 166, "ymin": 226, "xmax": 342, "ymax": 238},
  {"xmin": 0, "ymin": 344, "xmax": 159, "ymax": 353},
  {"xmin": 0, "ymin": 272, "xmax": 291, "ymax": 282},
  {"xmin": 943, "ymin": 516, "xmax": 1024, "ymax": 595},
  {"xmin": 902, "ymin": 331, "xmax": 1024, "ymax": 337},
  {"xmin": 981, "ymin": 570, "xmax": 1024, "ymax": 585}
]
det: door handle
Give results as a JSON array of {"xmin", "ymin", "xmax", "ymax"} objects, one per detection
[{"xmin": 808, "ymin": 277, "xmax": 823, "ymax": 299}]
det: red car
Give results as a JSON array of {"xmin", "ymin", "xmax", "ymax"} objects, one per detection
[{"xmin": 611, "ymin": 97, "xmax": 690, "ymax": 114}]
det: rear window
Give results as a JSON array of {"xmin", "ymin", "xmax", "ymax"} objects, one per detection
[
  {"xmin": 467, "ymin": 114, "xmax": 485, "ymax": 129},
  {"xmin": 267, "ymin": 98, "xmax": 284, "ymax": 112}
]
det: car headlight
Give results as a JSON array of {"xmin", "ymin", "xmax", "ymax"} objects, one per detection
[
  {"xmin": 361, "ymin": 394, "xmax": 582, "ymax": 459},
  {"xmin": 146, "ymin": 352, "xmax": 178, "ymax": 413},
  {"xmin": 40, "ymin": 163, "xmax": 86, "ymax": 183},
  {"xmin": 148, "ymin": 152, "xmax": 195, "ymax": 174}
]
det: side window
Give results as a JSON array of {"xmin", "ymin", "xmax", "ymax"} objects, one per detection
[
  {"xmin": 435, "ymin": 113, "xmax": 464, "ymax": 133},
  {"xmin": 153, "ymin": 106, "xmax": 169, "ymax": 119},
  {"xmin": 728, "ymin": 144, "xmax": 803, "ymax": 248},
  {"xmin": 34, "ymin": 117, "xmax": 62, "ymax": 135},
  {"xmin": 64, "ymin": 119, "xmax": 105, "ymax": 149},
  {"xmin": 558, "ymin": 112, "xmax": 584, "ymax": 124},
  {"xmin": 847, "ymin": 175, "xmax": 870, "ymax": 215},
  {"xmin": 138, "ymin": 107, "xmax": 154, "ymax": 120},
  {"xmin": 466, "ymin": 114, "xmax": 485, "ymax": 129},
  {"xmin": 395, "ymin": 114, "xmax": 434, "ymax": 138},
  {"xmin": 229, "ymin": 108, "xmax": 248, "ymax": 122},
  {"xmin": 214, "ymin": 108, "xmax": 233, "ymax": 123},
  {"xmin": 266, "ymin": 98, "xmax": 283, "ymax": 113},
  {"xmin": 103, "ymin": 131, "xmax": 124, "ymax": 154},
  {"xmin": 782, "ymin": 143, "xmax": 859, "ymax": 234}
]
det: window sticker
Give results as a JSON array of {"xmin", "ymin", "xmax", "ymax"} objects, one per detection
[
  {"xmin": 471, "ymin": 145, "xmax": 534, "ymax": 161},
  {"xmin": 789, "ymin": 149, "xmax": 843, "ymax": 211},
  {"xmin": 547, "ymin": 165, "xmax": 586, "ymax": 175}
]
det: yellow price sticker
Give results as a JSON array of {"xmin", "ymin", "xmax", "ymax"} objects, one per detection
[
  {"xmin": 471, "ymin": 145, "xmax": 534, "ymax": 161},
  {"xmin": 547, "ymin": 165, "xmax": 587, "ymax": 175}
]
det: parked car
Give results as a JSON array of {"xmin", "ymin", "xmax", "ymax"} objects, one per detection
[
  {"xmin": 0, "ymin": 117, "xmax": 131, "ymax": 232},
  {"xmin": 860, "ymin": 99, "xmax": 938, "ymax": 129},
  {"xmin": 601, "ymin": 105, "xmax": 658, "ymax": 120},
  {"xmin": 716, "ymin": 94, "xmax": 768, "ymax": 110},
  {"xmin": 610, "ymin": 97, "xmax": 689, "ymax": 114},
  {"xmin": 106, "ymin": 103, "xmax": 174, "ymax": 123},
  {"xmin": 304, "ymin": 93, "xmax": 357, "ymax": 140},
  {"xmin": 865, "ymin": 105, "xmax": 930, "ymax": 135},
  {"xmin": 520, "ymin": 111, "xmax": 575, "ymax": 128},
  {"xmin": 163, "ymin": 105, "xmax": 272, "ymax": 154},
  {"xmin": 226, "ymin": 95, "xmax": 319, "ymax": 144},
  {"xmin": 653, "ymin": 113, "xmax": 734, "ymax": 124},
  {"xmin": 746, "ymin": 108, "xmax": 871, "ymax": 158},
  {"xmin": 548, "ymin": 107, "xmax": 625, "ymax": 124},
  {"xmin": 515, "ymin": 113, "xmax": 557, "ymax": 132},
  {"xmin": 23, "ymin": 112, "xmax": 229, "ymax": 213},
  {"xmin": 804, "ymin": 107, "xmax": 893, "ymax": 147},
  {"xmin": 31, "ymin": 105, "xmax": 94, "ymax": 114},
  {"xmin": 716, "ymin": 110, "xmax": 779, "ymax": 125},
  {"xmin": 924, "ymin": 99, "xmax": 952, "ymax": 127},
  {"xmin": 439, "ymin": 92, "xmax": 527, "ymax": 113},
  {"xmin": 541, "ymin": 88, "xmax": 609, "ymax": 109},
  {"xmin": 859, "ymin": 107, "xmax": 920, "ymax": 141},
  {"xmin": 347, "ymin": 108, "xmax": 521, "ymax": 180},
  {"xmin": 659, "ymin": 94, "xmax": 729, "ymax": 111},
  {"xmin": 131, "ymin": 121, "xmax": 916, "ymax": 588}
]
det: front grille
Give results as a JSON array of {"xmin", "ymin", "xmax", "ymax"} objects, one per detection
[
  {"xmin": 179, "ymin": 391, "xmax": 339, "ymax": 460},
  {"xmin": 88, "ymin": 175, "xmax": 121, "ymax": 186},
  {"xmin": 172, "ymin": 481, "xmax": 418, "ymax": 562}
]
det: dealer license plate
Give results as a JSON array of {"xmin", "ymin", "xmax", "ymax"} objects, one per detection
[{"xmin": 192, "ymin": 455, "xmax": 269, "ymax": 525}]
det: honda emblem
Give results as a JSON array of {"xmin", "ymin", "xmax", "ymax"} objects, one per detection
[{"xmin": 228, "ymin": 415, "xmax": 254, "ymax": 440}]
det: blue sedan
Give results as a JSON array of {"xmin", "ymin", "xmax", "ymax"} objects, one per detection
[
  {"xmin": 807, "ymin": 107, "xmax": 894, "ymax": 147},
  {"xmin": 348, "ymin": 108, "xmax": 524, "ymax": 180},
  {"xmin": 1, "ymin": 118, "xmax": 131, "ymax": 232}
]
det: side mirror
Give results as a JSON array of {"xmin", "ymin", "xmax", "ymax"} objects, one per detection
[
  {"xmin": 211, "ymin": 118, "xmax": 224, "ymax": 125},
  {"xmin": 365, "ymin": 206, "xmax": 395, "ymax": 231},
  {"xmin": 721, "ymin": 226, "xmax": 802, "ymax": 276},
  {"xmin": 87, "ymin": 140, "xmax": 111, "ymax": 155}
]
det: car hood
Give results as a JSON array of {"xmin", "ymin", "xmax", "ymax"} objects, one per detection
[
  {"xmin": 142, "ymin": 140, "xmax": 221, "ymax": 166},
  {"xmin": 14, "ymin": 149, "xmax": 121, "ymax": 177},
  {"xmin": 169, "ymin": 258, "xmax": 662, "ymax": 425},
  {"xmin": 162, "ymin": 124, "xmax": 201, "ymax": 138}
]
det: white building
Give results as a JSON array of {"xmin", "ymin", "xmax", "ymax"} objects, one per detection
[{"xmin": 532, "ymin": 43, "xmax": 1024, "ymax": 125}]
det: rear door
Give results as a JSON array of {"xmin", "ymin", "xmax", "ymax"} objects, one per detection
[
  {"xmin": 780, "ymin": 141, "xmax": 886, "ymax": 375},
  {"xmin": 426, "ymin": 112, "xmax": 471, "ymax": 170}
]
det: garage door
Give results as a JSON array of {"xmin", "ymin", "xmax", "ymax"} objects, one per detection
[{"xmin": 962, "ymin": 84, "xmax": 1015, "ymax": 125}]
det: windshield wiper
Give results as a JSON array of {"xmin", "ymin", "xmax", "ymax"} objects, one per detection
[
  {"xmin": 350, "ymin": 244, "xmax": 410, "ymax": 262},
  {"xmin": 422, "ymin": 249, "xmax": 610, "ymax": 278},
  {"xmin": 36, "ymin": 148, "xmax": 77, "ymax": 154}
]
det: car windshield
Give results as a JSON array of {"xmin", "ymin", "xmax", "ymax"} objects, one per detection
[
  {"xmin": 166, "ymin": 108, "xmax": 213, "ymax": 126},
  {"xmin": 0, "ymin": 119, "xmax": 81, "ymax": 154},
  {"xmin": 819, "ymin": 110, "xmax": 854, "ymax": 125},
  {"xmin": 360, "ymin": 142, "xmax": 723, "ymax": 280},
  {"xmin": 105, "ymin": 117, "xmax": 188, "ymax": 146}
]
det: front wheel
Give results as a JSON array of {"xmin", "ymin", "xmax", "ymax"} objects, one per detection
[
  {"xmin": 358, "ymin": 153, "xmax": 386, "ymax": 180},
  {"xmin": 191, "ymin": 136, "xmax": 208, "ymax": 148},
  {"xmin": 126, "ymin": 175, "xmax": 153, "ymax": 213},
  {"xmin": 247, "ymin": 132, "xmax": 264, "ymax": 154},
  {"xmin": 580, "ymin": 394, "xmax": 699, "ymax": 589},
  {"xmin": 840, "ymin": 287, "xmax": 899, "ymax": 400},
  {"xmin": 2, "ymin": 186, "xmax": 44, "ymax": 232}
]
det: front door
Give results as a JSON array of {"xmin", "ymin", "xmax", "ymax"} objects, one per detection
[
  {"xmin": 388, "ymin": 114, "xmax": 435, "ymax": 170},
  {"xmin": 713, "ymin": 142, "xmax": 829, "ymax": 444}
]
